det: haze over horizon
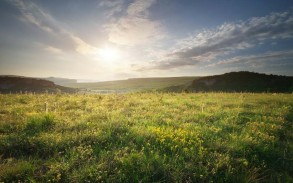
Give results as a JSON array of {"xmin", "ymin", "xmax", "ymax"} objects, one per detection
[{"xmin": 1, "ymin": 0, "xmax": 293, "ymax": 80}]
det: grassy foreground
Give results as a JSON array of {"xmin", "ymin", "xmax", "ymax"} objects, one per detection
[{"xmin": 0, "ymin": 93, "xmax": 292, "ymax": 182}]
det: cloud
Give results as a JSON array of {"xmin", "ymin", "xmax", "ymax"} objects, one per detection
[
  {"xmin": 141, "ymin": 11, "xmax": 293, "ymax": 70},
  {"xmin": 106, "ymin": 0, "xmax": 166, "ymax": 46},
  {"xmin": 127, "ymin": 0, "xmax": 156, "ymax": 17},
  {"xmin": 70, "ymin": 35, "xmax": 98, "ymax": 55},
  {"xmin": 9, "ymin": 0, "xmax": 60, "ymax": 34},
  {"xmin": 208, "ymin": 50, "xmax": 293, "ymax": 67},
  {"xmin": 99, "ymin": 0, "xmax": 124, "ymax": 18},
  {"xmin": 9, "ymin": 0, "xmax": 99, "ymax": 56},
  {"xmin": 99, "ymin": 0, "xmax": 123, "ymax": 8},
  {"xmin": 44, "ymin": 46, "xmax": 62, "ymax": 54}
]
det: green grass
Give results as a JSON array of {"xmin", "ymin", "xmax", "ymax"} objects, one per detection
[
  {"xmin": 65, "ymin": 77, "xmax": 198, "ymax": 92},
  {"xmin": 0, "ymin": 93, "xmax": 292, "ymax": 182}
]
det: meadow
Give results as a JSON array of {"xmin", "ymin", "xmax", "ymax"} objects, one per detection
[{"xmin": 0, "ymin": 92, "xmax": 292, "ymax": 182}]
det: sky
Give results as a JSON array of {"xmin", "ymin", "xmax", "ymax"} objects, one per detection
[{"xmin": 0, "ymin": 0, "xmax": 293, "ymax": 80}]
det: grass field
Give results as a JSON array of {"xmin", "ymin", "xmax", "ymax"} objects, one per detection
[{"xmin": 0, "ymin": 93, "xmax": 292, "ymax": 182}]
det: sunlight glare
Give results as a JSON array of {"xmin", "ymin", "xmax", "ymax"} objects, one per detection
[{"xmin": 98, "ymin": 47, "xmax": 119, "ymax": 61}]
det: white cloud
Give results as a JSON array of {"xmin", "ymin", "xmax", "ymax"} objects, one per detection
[
  {"xmin": 141, "ymin": 11, "xmax": 293, "ymax": 70},
  {"xmin": 106, "ymin": 0, "xmax": 166, "ymax": 46},
  {"xmin": 99, "ymin": 0, "xmax": 124, "ymax": 18},
  {"xmin": 70, "ymin": 35, "xmax": 99, "ymax": 55},
  {"xmin": 108, "ymin": 17, "xmax": 164, "ymax": 46},
  {"xmin": 127, "ymin": 0, "xmax": 156, "ymax": 17},
  {"xmin": 9, "ymin": 0, "xmax": 99, "ymax": 56},
  {"xmin": 44, "ymin": 46, "xmax": 62, "ymax": 54},
  {"xmin": 208, "ymin": 50, "xmax": 293, "ymax": 67},
  {"xmin": 9, "ymin": 0, "xmax": 57, "ymax": 33},
  {"xmin": 99, "ymin": 0, "xmax": 123, "ymax": 8}
]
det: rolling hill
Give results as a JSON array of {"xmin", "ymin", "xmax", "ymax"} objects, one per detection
[
  {"xmin": 44, "ymin": 77, "xmax": 77, "ymax": 86},
  {"xmin": 1, "ymin": 72, "xmax": 292, "ymax": 94},
  {"xmin": 64, "ymin": 77, "xmax": 198, "ymax": 92},
  {"xmin": 186, "ymin": 71, "xmax": 293, "ymax": 93},
  {"xmin": 0, "ymin": 76, "xmax": 78, "ymax": 94}
]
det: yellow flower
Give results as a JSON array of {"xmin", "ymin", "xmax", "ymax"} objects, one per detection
[
  {"xmin": 56, "ymin": 172, "xmax": 62, "ymax": 181},
  {"xmin": 243, "ymin": 160, "xmax": 249, "ymax": 166}
]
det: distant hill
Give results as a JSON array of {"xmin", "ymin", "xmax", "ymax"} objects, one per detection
[
  {"xmin": 65, "ymin": 77, "xmax": 198, "ymax": 92},
  {"xmin": 186, "ymin": 71, "xmax": 293, "ymax": 93},
  {"xmin": 0, "ymin": 76, "xmax": 78, "ymax": 94},
  {"xmin": 2, "ymin": 72, "xmax": 291, "ymax": 94},
  {"xmin": 44, "ymin": 77, "xmax": 77, "ymax": 86}
]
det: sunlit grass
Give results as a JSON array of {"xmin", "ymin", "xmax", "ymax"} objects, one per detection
[{"xmin": 0, "ymin": 92, "xmax": 292, "ymax": 182}]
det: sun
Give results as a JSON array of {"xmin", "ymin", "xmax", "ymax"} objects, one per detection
[{"xmin": 98, "ymin": 47, "xmax": 119, "ymax": 61}]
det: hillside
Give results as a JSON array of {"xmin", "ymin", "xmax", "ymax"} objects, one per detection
[
  {"xmin": 0, "ymin": 76, "xmax": 77, "ymax": 94},
  {"xmin": 65, "ymin": 77, "xmax": 198, "ymax": 92},
  {"xmin": 2, "ymin": 72, "xmax": 292, "ymax": 94},
  {"xmin": 185, "ymin": 71, "xmax": 293, "ymax": 93},
  {"xmin": 44, "ymin": 77, "xmax": 77, "ymax": 86}
]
